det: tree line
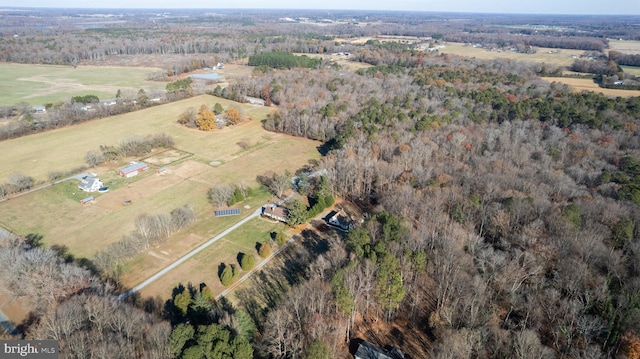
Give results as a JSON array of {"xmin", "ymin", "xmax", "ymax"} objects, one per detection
[
  {"xmin": 0, "ymin": 232, "xmax": 172, "ymax": 358},
  {"xmin": 93, "ymin": 205, "xmax": 196, "ymax": 280}
]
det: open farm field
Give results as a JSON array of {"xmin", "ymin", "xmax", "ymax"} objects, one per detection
[
  {"xmin": 440, "ymin": 42, "xmax": 585, "ymax": 67},
  {"xmin": 621, "ymin": 65, "xmax": 640, "ymax": 76},
  {"xmin": 0, "ymin": 95, "xmax": 321, "ymax": 260},
  {"xmin": 543, "ymin": 77, "xmax": 640, "ymax": 97},
  {"xmin": 0, "ymin": 95, "xmax": 284, "ymax": 182},
  {"xmin": 0, "ymin": 63, "xmax": 166, "ymax": 106},
  {"xmin": 133, "ymin": 217, "xmax": 286, "ymax": 299},
  {"xmin": 608, "ymin": 39, "xmax": 640, "ymax": 54}
]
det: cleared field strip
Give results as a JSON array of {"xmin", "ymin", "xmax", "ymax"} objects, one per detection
[
  {"xmin": 621, "ymin": 65, "xmax": 640, "ymax": 77},
  {"xmin": 0, "ymin": 63, "xmax": 166, "ymax": 106},
  {"xmin": 543, "ymin": 77, "xmax": 640, "ymax": 97},
  {"xmin": 608, "ymin": 39, "xmax": 640, "ymax": 54},
  {"xmin": 440, "ymin": 42, "xmax": 586, "ymax": 67}
]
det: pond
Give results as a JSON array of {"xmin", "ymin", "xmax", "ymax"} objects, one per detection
[{"xmin": 188, "ymin": 73, "xmax": 224, "ymax": 81}]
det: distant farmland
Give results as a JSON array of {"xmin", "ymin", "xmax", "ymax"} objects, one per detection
[
  {"xmin": 0, "ymin": 95, "xmax": 321, "ymax": 259},
  {"xmin": 608, "ymin": 39, "xmax": 640, "ymax": 54},
  {"xmin": 0, "ymin": 63, "xmax": 166, "ymax": 106},
  {"xmin": 440, "ymin": 42, "xmax": 586, "ymax": 68},
  {"xmin": 543, "ymin": 77, "xmax": 640, "ymax": 97}
]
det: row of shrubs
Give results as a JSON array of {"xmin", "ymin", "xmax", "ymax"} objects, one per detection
[{"xmin": 218, "ymin": 231, "xmax": 287, "ymax": 286}]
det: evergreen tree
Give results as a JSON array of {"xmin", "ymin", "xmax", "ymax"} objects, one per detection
[
  {"xmin": 240, "ymin": 253, "xmax": 255, "ymax": 271},
  {"xmin": 275, "ymin": 231, "xmax": 287, "ymax": 246},
  {"xmin": 169, "ymin": 323, "xmax": 195, "ymax": 357},
  {"xmin": 220, "ymin": 264, "xmax": 235, "ymax": 286},
  {"xmin": 376, "ymin": 251, "xmax": 406, "ymax": 321},
  {"xmin": 286, "ymin": 199, "xmax": 308, "ymax": 226},
  {"xmin": 305, "ymin": 339, "xmax": 332, "ymax": 359},
  {"xmin": 213, "ymin": 102, "xmax": 224, "ymax": 115},
  {"xmin": 173, "ymin": 290, "xmax": 193, "ymax": 318}
]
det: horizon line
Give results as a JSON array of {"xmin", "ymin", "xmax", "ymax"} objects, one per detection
[{"xmin": 1, "ymin": 6, "xmax": 639, "ymax": 17}]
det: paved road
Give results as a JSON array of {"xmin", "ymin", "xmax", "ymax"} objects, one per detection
[
  {"xmin": 119, "ymin": 206, "xmax": 264, "ymax": 300},
  {"xmin": 0, "ymin": 308, "xmax": 17, "ymax": 335}
]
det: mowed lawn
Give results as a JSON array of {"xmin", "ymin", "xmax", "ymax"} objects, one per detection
[
  {"xmin": 440, "ymin": 42, "xmax": 586, "ymax": 68},
  {"xmin": 543, "ymin": 77, "xmax": 640, "ymax": 97},
  {"xmin": 0, "ymin": 95, "xmax": 322, "ymax": 260},
  {"xmin": 0, "ymin": 63, "xmax": 166, "ymax": 106},
  {"xmin": 133, "ymin": 217, "xmax": 287, "ymax": 300}
]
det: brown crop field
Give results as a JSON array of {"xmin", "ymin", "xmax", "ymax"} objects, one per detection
[
  {"xmin": 608, "ymin": 39, "xmax": 640, "ymax": 54},
  {"xmin": 440, "ymin": 42, "xmax": 586, "ymax": 68},
  {"xmin": 542, "ymin": 77, "xmax": 640, "ymax": 97},
  {"xmin": 0, "ymin": 95, "xmax": 321, "ymax": 261}
]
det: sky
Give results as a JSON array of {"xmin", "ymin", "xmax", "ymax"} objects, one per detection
[{"xmin": 2, "ymin": 0, "xmax": 640, "ymax": 15}]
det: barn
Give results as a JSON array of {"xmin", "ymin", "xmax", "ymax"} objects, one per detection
[{"xmin": 117, "ymin": 162, "xmax": 149, "ymax": 177}]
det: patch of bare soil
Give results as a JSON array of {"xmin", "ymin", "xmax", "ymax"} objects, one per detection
[
  {"xmin": 352, "ymin": 316, "xmax": 433, "ymax": 359},
  {"xmin": 0, "ymin": 292, "xmax": 30, "ymax": 331},
  {"xmin": 351, "ymin": 278, "xmax": 436, "ymax": 359},
  {"xmin": 97, "ymin": 160, "xmax": 209, "ymax": 211}
]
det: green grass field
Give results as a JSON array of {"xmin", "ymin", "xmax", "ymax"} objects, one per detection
[
  {"xmin": 0, "ymin": 95, "xmax": 321, "ymax": 264},
  {"xmin": 621, "ymin": 65, "xmax": 640, "ymax": 77},
  {"xmin": 0, "ymin": 63, "xmax": 166, "ymax": 106},
  {"xmin": 440, "ymin": 42, "xmax": 586, "ymax": 68},
  {"xmin": 133, "ymin": 217, "xmax": 287, "ymax": 299}
]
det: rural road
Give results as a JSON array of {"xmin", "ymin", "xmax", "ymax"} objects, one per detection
[
  {"xmin": 0, "ymin": 308, "xmax": 17, "ymax": 335},
  {"xmin": 0, "ymin": 173, "xmax": 87, "ymax": 204},
  {"xmin": 119, "ymin": 206, "xmax": 264, "ymax": 299}
]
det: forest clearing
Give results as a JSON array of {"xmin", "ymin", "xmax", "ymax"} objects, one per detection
[{"xmin": 440, "ymin": 42, "xmax": 587, "ymax": 67}]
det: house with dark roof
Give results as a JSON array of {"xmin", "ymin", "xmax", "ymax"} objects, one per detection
[
  {"xmin": 262, "ymin": 205, "xmax": 288, "ymax": 222},
  {"xmin": 354, "ymin": 341, "xmax": 404, "ymax": 359},
  {"xmin": 326, "ymin": 209, "xmax": 355, "ymax": 231}
]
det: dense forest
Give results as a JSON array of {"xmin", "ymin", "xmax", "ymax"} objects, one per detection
[
  {"xmin": 231, "ymin": 45, "xmax": 640, "ymax": 358},
  {"xmin": 0, "ymin": 8, "xmax": 640, "ymax": 359}
]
